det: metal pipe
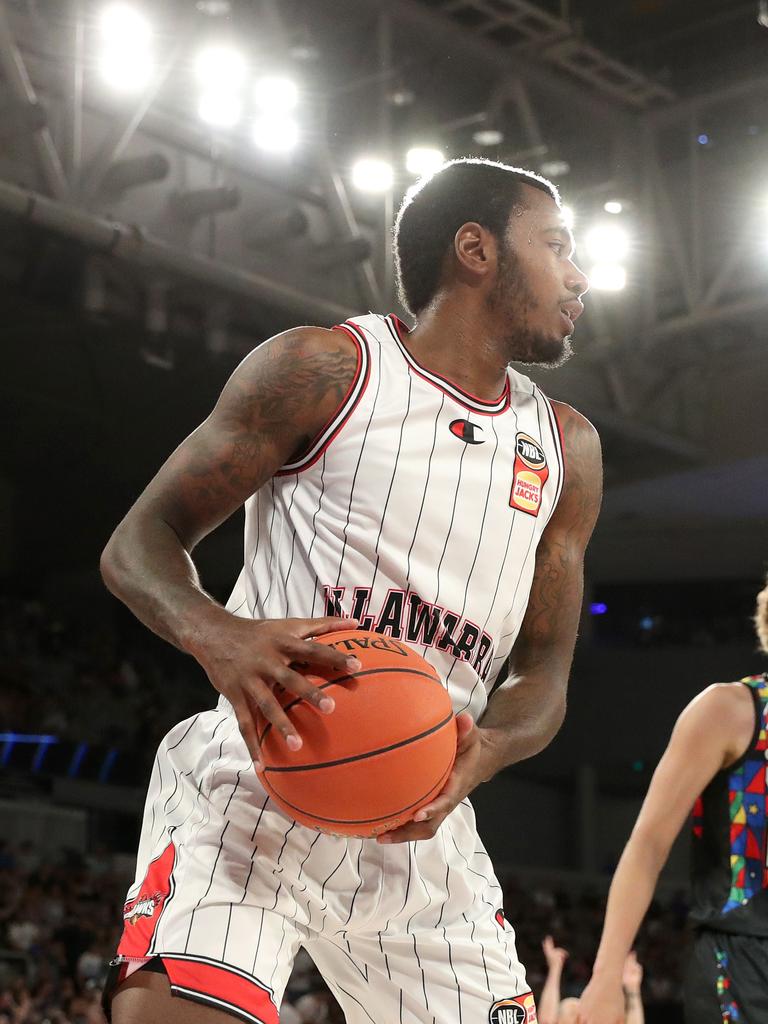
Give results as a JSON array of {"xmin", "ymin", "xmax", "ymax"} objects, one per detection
[
  {"xmin": 0, "ymin": 179, "xmax": 355, "ymax": 324},
  {"xmin": 0, "ymin": 1, "xmax": 68, "ymax": 199}
]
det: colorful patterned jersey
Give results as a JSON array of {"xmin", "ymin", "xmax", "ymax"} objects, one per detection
[{"xmin": 690, "ymin": 675, "xmax": 768, "ymax": 936}]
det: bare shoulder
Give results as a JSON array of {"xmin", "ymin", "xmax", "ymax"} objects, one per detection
[
  {"xmin": 215, "ymin": 324, "xmax": 360, "ymax": 437},
  {"xmin": 679, "ymin": 682, "xmax": 756, "ymax": 766},
  {"xmin": 546, "ymin": 400, "xmax": 602, "ymax": 535},
  {"xmin": 549, "ymin": 399, "xmax": 600, "ymax": 453}
]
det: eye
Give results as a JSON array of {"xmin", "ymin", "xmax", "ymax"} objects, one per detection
[{"xmin": 549, "ymin": 242, "xmax": 564, "ymax": 255}]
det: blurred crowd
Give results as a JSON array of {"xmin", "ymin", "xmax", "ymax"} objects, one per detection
[
  {"xmin": 0, "ymin": 596, "xmax": 211, "ymax": 777},
  {"xmin": 0, "ymin": 841, "xmax": 688, "ymax": 1023}
]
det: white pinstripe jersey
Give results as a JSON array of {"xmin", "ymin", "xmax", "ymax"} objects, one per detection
[{"xmin": 225, "ymin": 313, "xmax": 565, "ymax": 721}]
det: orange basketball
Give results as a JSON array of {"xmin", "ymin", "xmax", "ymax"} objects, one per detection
[{"xmin": 256, "ymin": 630, "xmax": 457, "ymax": 837}]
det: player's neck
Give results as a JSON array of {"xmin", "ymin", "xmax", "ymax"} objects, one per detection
[{"xmin": 405, "ymin": 296, "xmax": 509, "ymax": 401}]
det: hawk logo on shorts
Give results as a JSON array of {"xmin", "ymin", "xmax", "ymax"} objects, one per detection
[
  {"xmin": 123, "ymin": 892, "xmax": 162, "ymax": 926},
  {"xmin": 489, "ymin": 992, "xmax": 538, "ymax": 1024}
]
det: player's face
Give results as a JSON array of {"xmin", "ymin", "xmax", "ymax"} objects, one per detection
[{"xmin": 489, "ymin": 188, "xmax": 588, "ymax": 367}]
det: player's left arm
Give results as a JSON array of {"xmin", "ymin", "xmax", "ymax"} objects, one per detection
[{"xmin": 378, "ymin": 404, "xmax": 602, "ymax": 844}]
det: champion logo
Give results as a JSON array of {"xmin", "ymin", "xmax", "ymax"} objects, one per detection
[{"xmin": 449, "ymin": 419, "xmax": 484, "ymax": 444}]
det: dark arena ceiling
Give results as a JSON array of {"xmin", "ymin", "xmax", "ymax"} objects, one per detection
[{"xmin": 1, "ymin": 0, "xmax": 767, "ymax": 583}]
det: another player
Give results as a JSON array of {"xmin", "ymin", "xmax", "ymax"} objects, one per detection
[
  {"xmin": 538, "ymin": 937, "xmax": 644, "ymax": 1024},
  {"xmin": 577, "ymin": 577, "xmax": 768, "ymax": 1024},
  {"xmin": 100, "ymin": 158, "xmax": 602, "ymax": 1024}
]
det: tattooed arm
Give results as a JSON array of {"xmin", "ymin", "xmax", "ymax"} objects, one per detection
[
  {"xmin": 379, "ymin": 403, "xmax": 602, "ymax": 843},
  {"xmin": 100, "ymin": 327, "xmax": 364, "ymax": 764},
  {"xmin": 478, "ymin": 402, "xmax": 603, "ymax": 766}
]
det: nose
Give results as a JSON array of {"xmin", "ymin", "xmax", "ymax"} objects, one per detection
[{"xmin": 566, "ymin": 259, "xmax": 589, "ymax": 298}]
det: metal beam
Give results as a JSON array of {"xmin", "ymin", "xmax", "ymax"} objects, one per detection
[
  {"xmin": 343, "ymin": 0, "xmax": 629, "ymax": 126},
  {"xmin": 650, "ymin": 293, "xmax": 768, "ymax": 343},
  {"xmin": 586, "ymin": 404, "xmax": 702, "ymax": 461},
  {"xmin": 0, "ymin": 1, "xmax": 68, "ymax": 199},
  {"xmin": 0, "ymin": 179, "xmax": 355, "ymax": 324}
]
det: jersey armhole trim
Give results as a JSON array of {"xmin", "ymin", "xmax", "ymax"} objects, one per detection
[
  {"xmin": 276, "ymin": 323, "xmax": 370, "ymax": 476},
  {"xmin": 724, "ymin": 681, "xmax": 763, "ymax": 774},
  {"xmin": 535, "ymin": 387, "xmax": 566, "ymax": 525}
]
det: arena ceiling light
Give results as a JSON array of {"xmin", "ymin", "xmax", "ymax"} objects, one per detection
[
  {"xmin": 405, "ymin": 147, "xmax": 445, "ymax": 177},
  {"xmin": 252, "ymin": 115, "xmax": 299, "ymax": 154},
  {"xmin": 584, "ymin": 222, "xmax": 630, "ymax": 263},
  {"xmin": 98, "ymin": 3, "xmax": 153, "ymax": 93},
  {"xmin": 351, "ymin": 157, "xmax": 394, "ymax": 193},
  {"xmin": 194, "ymin": 45, "xmax": 248, "ymax": 91},
  {"xmin": 198, "ymin": 91, "xmax": 243, "ymax": 129},
  {"xmin": 588, "ymin": 264, "xmax": 627, "ymax": 292},
  {"xmin": 253, "ymin": 75, "xmax": 299, "ymax": 114},
  {"xmin": 195, "ymin": 45, "xmax": 247, "ymax": 129}
]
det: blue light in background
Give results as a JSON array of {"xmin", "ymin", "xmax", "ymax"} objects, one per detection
[
  {"xmin": 697, "ymin": 133, "xmax": 709, "ymax": 145},
  {"xmin": 68, "ymin": 742, "xmax": 89, "ymax": 778},
  {"xmin": 98, "ymin": 748, "xmax": 119, "ymax": 784},
  {"xmin": 590, "ymin": 602, "xmax": 608, "ymax": 615},
  {"xmin": 640, "ymin": 616, "xmax": 655, "ymax": 631},
  {"xmin": 0, "ymin": 734, "xmax": 58, "ymax": 769}
]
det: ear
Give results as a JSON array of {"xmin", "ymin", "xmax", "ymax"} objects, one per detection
[{"xmin": 454, "ymin": 221, "xmax": 497, "ymax": 280}]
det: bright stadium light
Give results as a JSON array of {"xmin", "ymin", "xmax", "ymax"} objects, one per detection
[
  {"xmin": 405, "ymin": 146, "xmax": 445, "ymax": 176},
  {"xmin": 195, "ymin": 45, "xmax": 247, "ymax": 91},
  {"xmin": 100, "ymin": 3, "xmax": 151, "ymax": 45},
  {"xmin": 589, "ymin": 264, "xmax": 627, "ymax": 292},
  {"xmin": 252, "ymin": 115, "xmax": 299, "ymax": 154},
  {"xmin": 253, "ymin": 75, "xmax": 299, "ymax": 113},
  {"xmin": 352, "ymin": 157, "xmax": 394, "ymax": 193},
  {"xmin": 198, "ymin": 91, "xmax": 243, "ymax": 129},
  {"xmin": 99, "ymin": 4, "xmax": 152, "ymax": 93},
  {"xmin": 604, "ymin": 200, "xmax": 623, "ymax": 215},
  {"xmin": 585, "ymin": 222, "xmax": 630, "ymax": 263}
]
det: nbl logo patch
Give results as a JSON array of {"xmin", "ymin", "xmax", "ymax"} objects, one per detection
[
  {"xmin": 509, "ymin": 433, "xmax": 548, "ymax": 516},
  {"xmin": 489, "ymin": 992, "xmax": 538, "ymax": 1024}
]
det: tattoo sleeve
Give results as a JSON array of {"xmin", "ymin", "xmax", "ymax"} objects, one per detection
[
  {"xmin": 479, "ymin": 405, "xmax": 603, "ymax": 766},
  {"xmin": 100, "ymin": 326, "xmax": 359, "ymax": 652}
]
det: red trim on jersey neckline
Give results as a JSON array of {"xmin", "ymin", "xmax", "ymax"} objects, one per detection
[
  {"xmin": 276, "ymin": 323, "xmax": 370, "ymax": 476},
  {"xmin": 385, "ymin": 314, "xmax": 511, "ymax": 415}
]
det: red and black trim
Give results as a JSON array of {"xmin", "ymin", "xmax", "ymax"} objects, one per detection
[
  {"xmin": 103, "ymin": 953, "xmax": 278, "ymax": 1024},
  {"xmin": 535, "ymin": 385, "xmax": 566, "ymax": 522},
  {"xmin": 277, "ymin": 321, "xmax": 370, "ymax": 475},
  {"xmin": 385, "ymin": 314, "xmax": 511, "ymax": 416}
]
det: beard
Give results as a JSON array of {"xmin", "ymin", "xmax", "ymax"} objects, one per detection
[{"xmin": 488, "ymin": 247, "xmax": 574, "ymax": 369}]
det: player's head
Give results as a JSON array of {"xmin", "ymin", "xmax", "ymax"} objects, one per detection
[
  {"xmin": 393, "ymin": 157, "xmax": 588, "ymax": 368},
  {"xmin": 558, "ymin": 998, "xmax": 581, "ymax": 1024},
  {"xmin": 755, "ymin": 573, "xmax": 768, "ymax": 654}
]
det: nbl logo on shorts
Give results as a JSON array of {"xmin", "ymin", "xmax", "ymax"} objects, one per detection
[{"xmin": 489, "ymin": 992, "xmax": 538, "ymax": 1024}]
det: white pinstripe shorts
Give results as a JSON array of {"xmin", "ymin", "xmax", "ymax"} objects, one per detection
[{"xmin": 106, "ymin": 709, "xmax": 536, "ymax": 1024}]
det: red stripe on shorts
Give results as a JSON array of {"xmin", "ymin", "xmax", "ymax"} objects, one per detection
[{"xmin": 162, "ymin": 956, "xmax": 278, "ymax": 1024}]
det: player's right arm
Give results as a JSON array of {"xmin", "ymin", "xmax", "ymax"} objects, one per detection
[
  {"xmin": 100, "ymin": 326, "xmax": 362, "ymax": 765},
  {"xmin": 576, "ymin": 683, "xmax": 756, "ymax": 1024}
]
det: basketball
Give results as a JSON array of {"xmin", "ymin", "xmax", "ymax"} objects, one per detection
[{"xmin": 255, "ymin": 630, "xmax": 458, "ymax": 837}]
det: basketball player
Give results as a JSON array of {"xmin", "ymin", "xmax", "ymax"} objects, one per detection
[
  {"xmin": 538, "ymin": 938, "xmax": 644, "ymax": 1024},
  {"xmin": 577, "ymin": 577, "xmax": 768, "ymax": 1024},
  {"xmin": 100, "ymin": 158, "xmax": 602, "ymax": 1024}
]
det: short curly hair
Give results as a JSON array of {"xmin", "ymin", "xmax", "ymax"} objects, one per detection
[
  {"xmin": 393, "ymin": 158, "xmax": 559, "ymax": 318},
  {"xmin": 755, "ymin": 574, "xmax": 768, "ymax": 655}
]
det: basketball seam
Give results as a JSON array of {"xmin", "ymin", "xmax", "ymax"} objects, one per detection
[
  {"xmin": 263, "ymin": 748, "xmax": 456, "ymax": 825},
  {"xmin": 256, "ymin": 666, "xmax": 441, "ymax": 744},
  {"xmin": 261, "ymin": 711, "xmax": 455, "ymax": 773}
]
